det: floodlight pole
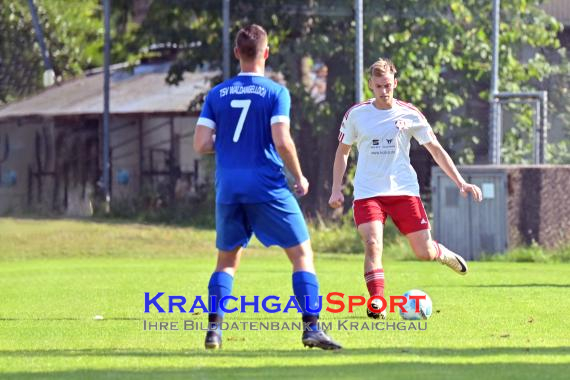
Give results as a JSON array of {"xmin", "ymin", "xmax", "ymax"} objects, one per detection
[
  {"xmin": 223, "ymin": 0, "xmax": 231, "ymax": 80},
  {"xmin": 355, "ymin": 0, "xmax": 363, "ymax": 103},
  {"xmin": 103, "ymin": 0, "xmax": 111, "ymax": 211},
  {"xmin": 489, "ymin": 0, "xmax": 501, "ymax": 164}
]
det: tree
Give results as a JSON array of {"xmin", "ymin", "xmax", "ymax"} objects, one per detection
[
  {"xmin": 0, "ymin": 0, "xmax": 138, "ymax": 104},
  {"xmin": 0, "ymin": 0, "xmax": 43, "ymax": 103},
  {"xmin": 3, "ymin": 0, "xmax": 567, "ymax": 216},
  {"xmin": 134, "ymin": 0, "xmax": 567, "ymax": 216}
]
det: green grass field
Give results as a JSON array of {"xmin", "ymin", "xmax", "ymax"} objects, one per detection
[{"xmin": 1, "ymin": 218, "xmax": 569, "ymax": 379}]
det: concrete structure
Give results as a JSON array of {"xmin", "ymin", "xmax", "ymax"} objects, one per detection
[{"xmin": 432, "ymin": 165, "xmax": 570, "ymax": 259}]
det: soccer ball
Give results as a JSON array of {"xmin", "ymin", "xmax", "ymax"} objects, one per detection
[{"xmin": 399, "ymin": 289, "xmax": 432, "ymax": 320}]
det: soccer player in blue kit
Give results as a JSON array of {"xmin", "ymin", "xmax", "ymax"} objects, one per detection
[{"xmin": 193, "ymin": 24, "xmax": 341, "ymax": 350}]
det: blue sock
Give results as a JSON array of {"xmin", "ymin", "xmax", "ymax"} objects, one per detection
[
  {"xmin": 292, "ymin": 271, "xmax": 321, "ymax": 331},
  {"xmin": 208, "ymin": 272, "xmax": 234, "ymax": 324}
]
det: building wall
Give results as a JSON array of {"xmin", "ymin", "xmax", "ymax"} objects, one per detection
[
  {"xmin": 0, "ymin": 119, "xmax": 54, "ymax": 214},
  {"xmin": 0, "ymin": 114, "xmax": 208, "ymax": 216},
  {"xmin": 542, "ymin": 0, "xmax": 570, "ymax": 25},
  {"xmin": 507, "ymin": 166, "xmax": 570, "ymax": 248},
  {"xmin": 110, "ymin": 115, "xmax": 206, "ymax": 201},
  {"xmin": 110, "ymin": 116, "xmax": 141, "ymax": 199}
]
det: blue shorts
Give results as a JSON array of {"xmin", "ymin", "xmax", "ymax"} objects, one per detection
[{"xmin": 215, "ymin": 194, "xmax": 310, "ymax": 251}]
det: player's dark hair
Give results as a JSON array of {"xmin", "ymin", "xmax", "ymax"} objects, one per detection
[{"xmin": 235, "ymin": 24, "xmax": 268, "ymax": 60}]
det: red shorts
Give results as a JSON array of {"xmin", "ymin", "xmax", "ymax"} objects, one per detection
[{"xmin": 353, "ymin": 195, "xmax": 430, "ymax": 235}]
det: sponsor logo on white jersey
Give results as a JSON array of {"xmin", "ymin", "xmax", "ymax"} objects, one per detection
[{"xmin": 395, "ymin": 118, "xmax": 411, "ymax": 130}]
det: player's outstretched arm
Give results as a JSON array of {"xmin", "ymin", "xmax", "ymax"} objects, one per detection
[
  {"xmin": 329, "ymin": 143, "xmax": 351, "ymax": 209},
  {"xmin": 423, "ymin": 139, "xmax": 483, "ymax": 202},
  {"xmin": 271, "ymin": 122, "xmax": 309, "ymax": 196},
  {"xmin": 193, "ymin": 125, "xmax": 215, "ymax": 154}
]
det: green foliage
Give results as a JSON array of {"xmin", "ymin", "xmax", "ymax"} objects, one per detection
[
  {"xmin": 133, "ymin": 1, "xmax": 224, "ymax": 84},
  {"xmin": 547, "ymin": 140, "xmax": 570, "ymax": 164},
  {"xmin": 481, "ymin": 242, "xmax": 570, "ymax": 263},
  {"xmin": 102, "ymin": 187, "xmax": 216, "ymax": 228},
  {"xmin": 308, "ymin": 224, "xmax": 362, "ymax": 254},
  {"xmin": 0, "ymin": 0, "xmax": 139, "ymax": 103},
  {"xmin": 0, "ymin": 0, "xmax": 43, "ymax": 102},
  {"xmin": 308, "ymin": 212, "xmax": 403, "ymax": 254},
  {"xmin": 3, "ymin": 0, "xmax": 569, "ymax": 216},
  {"xmin": 35, "ymin": 0, "xmax": 104, "ymax": 75},
  {"xmin": 140, "ymin": 0, "xmax": 567, "ymax": 213},
  {"xmin": 500, "ymin": 102, "xmax": 535, "ymax": 164},
  {"xmin": 104, "ymin": 197, "xmax": 216, "ymax": 228},
  {"xmin": 544, "ymin": 60, "xmax": 570, "ymax": 164},
  {"xmin": 362, "ymin": 0, "xmax": 564, "ymax": 166}
]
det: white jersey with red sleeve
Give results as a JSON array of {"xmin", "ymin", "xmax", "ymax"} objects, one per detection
[{"xmin": 338, "ymin": 98, "xmax": 436, "ymax": 200}]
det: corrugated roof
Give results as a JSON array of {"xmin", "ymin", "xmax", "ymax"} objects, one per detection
[{"xmin": 0, "ymin": 65, "xmax": 215, "ymax": 120}]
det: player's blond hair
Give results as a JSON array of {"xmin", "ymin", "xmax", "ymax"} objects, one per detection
[{"xmin": 368, "ymin": 58, "xmax": 397, "ymax": 77}]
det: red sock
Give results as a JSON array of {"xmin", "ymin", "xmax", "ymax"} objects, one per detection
[{"xmin": 364, "ymin": 269, "xmax": 385, "ymax": 297}]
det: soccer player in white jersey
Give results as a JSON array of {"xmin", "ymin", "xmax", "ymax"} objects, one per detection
[{"xmin": 329, "ymin": 58, "xmax": 483, "ymax": 319}]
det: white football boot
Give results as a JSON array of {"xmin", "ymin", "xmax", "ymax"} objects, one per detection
[{"xmin": 436, "ymin": 243, "xmax": 468, "ymax": 275}]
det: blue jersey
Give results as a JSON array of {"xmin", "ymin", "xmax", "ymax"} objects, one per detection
[{"xmin": 198, "ymin": 73, "xmax": 292, "ymax": 204}]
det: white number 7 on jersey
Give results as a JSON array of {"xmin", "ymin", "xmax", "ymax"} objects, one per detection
[{"xmin": 230, "ymin": 99, "xmax": 251, "ymax": 142}]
